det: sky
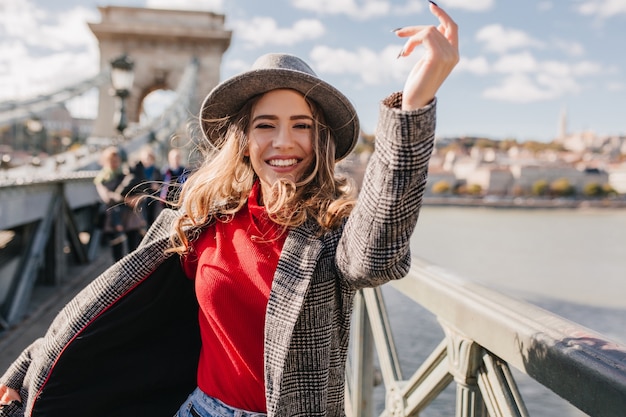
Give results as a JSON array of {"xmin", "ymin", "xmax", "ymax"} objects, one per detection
[{"xmin": 1, "ymin": 0, "xmax": 626, "ymax": 142}]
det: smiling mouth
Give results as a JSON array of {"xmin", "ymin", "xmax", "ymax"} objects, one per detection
[{"xmin": 267, "ymin": 158, "xmax": 299, "ymax": 167}]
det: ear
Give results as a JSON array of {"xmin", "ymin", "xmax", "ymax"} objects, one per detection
[{"xmin": 243, "ymin": 146, "xmax": 250, "ymax": 157}]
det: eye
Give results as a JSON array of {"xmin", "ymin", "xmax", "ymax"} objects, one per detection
[
  {"xmin": 294, "ymin": 122, "xmax": 312, "ymax": 130},
  {"xmin": 254, "ymin": 122, "xmax": 274, "ymax": 129}
]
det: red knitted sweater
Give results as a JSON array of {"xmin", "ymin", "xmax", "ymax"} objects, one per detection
[{"xmin": 182, "ymin": 182, "xmax": 286, "ymax": 412}]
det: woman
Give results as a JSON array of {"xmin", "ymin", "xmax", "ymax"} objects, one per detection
[
  {"xmin": 94, "ymin": 146, "xmax": 147, "ymax": 261},
  {"xmin": 0, "ymin": 3, "xmax": 458, "ymax": 416}
]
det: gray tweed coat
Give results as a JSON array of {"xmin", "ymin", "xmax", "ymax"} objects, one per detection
[{"xmin": 0, "ymin": 93, "xmax": 435, "ymax": 417}]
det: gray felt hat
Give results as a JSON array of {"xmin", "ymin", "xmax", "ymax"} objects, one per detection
[{"xmin": 199, "ymin": 53, "xmax": 359, "ymax": 161}]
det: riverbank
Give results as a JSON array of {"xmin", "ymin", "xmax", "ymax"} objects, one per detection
[{"xmin": 422, "ymin": 195, "xmax": 626, "ymax": 209}]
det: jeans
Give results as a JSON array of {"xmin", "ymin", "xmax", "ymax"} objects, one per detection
[{"xmin": 175, "ymin": 387, "xmax": 267, "ymax": 417}]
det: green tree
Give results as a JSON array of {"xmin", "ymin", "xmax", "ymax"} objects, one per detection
[
  {"xmin": 432, "ymin": 180, "xmax": 452, "ymax": 194},
  {"xmin": 582, "ymin": 182, "xmax": 603, "ymax": 197},
  {"xmin": 602, "ymin": 184, "xmax": 617, "ymax": 196},
  {"xmin": 532, "ymin": 179, "xmax": 549, "ymax": 196},
  {"xmin": 467, "ymin": 184, "xmax": 483, "ymax": 195},
  {"xmin": 550, "ymin": 178, "xmax": 575, "ymax": 197}
]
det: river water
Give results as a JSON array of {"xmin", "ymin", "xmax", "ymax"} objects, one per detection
[{"xmin": 371, "ymin": 206, "xmax": 626, "ymax": 416}]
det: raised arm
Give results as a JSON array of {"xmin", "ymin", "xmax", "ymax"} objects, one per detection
[{"xmin": 337, "ymin": 3, "xmax": 459, "ymax": 288}]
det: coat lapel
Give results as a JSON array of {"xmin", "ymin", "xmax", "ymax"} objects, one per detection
[{"xmin": 263, "ymin": 220, "xmax": 323, "ymax": 415}]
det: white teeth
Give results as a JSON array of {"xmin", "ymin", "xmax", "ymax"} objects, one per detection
[{"xmin": 268, "ymin": 159, "xmax": 298, "ymax": 167}]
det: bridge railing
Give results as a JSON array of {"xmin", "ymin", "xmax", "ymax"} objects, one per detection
[
  {"xmin": 0, "ymin": 172, "xmax": 101, "ymax": 330},
  {"xmin": 346, "ymin": 258, "xmax": 626, "ymax": 417}
]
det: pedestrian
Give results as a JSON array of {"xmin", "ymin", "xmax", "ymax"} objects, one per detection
[
  {"xmin": 93, "ymin": 146, "xmax": 147, "ymax": 261},
  {"xmin": 159, "ymin": 148, "xmax": 190, "ymax": 209},
  {"xmin": 133, "ymin": 145, "xmax": 164, "ymax": 226},
  {"xmin": 0, "ymin": 4, "xmax": 458, "ymax": 416}
]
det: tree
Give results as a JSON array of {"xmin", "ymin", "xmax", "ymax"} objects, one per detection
[
  {"xmin": 467, "ymin": 184, "xmax": 483, "ymax": 195},
  {"xmin": 432, "ymin": 180, "xmax": 452, "ymax": 194},
  {"xmin": 532, "ymin": 180, "xmax": 549, "ymax": 196},
  {"xmin": 582, "ymin": 182, "xmax": 603, "ymax": 197},
  {"xmin": 602, "ymin": 184, "xmax": 617, "ymax": 196},
  {"xmin": 550, "ymin": 178, "xmax": 575, "ymax": 197}
]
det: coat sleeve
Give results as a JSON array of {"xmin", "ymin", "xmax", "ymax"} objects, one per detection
[
  {"xmin": 337, "ymin": 92, "xmax": 436, "ymax": 289},
  {"xmin": 0, "ymin": 338, "xmax": 40, "ymax": 414}
]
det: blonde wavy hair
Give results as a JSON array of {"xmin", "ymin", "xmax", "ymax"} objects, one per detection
[{"xmin": 169, "ymin": 91, "xmax": 357, "ymax": 255}]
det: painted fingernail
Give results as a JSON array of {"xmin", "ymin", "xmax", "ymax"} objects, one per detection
[
  {"xmin": 397, "ymin": 47, "xmax": 405, "ymax": 59},
  {"xmin": 429, "ymin": 0, "xmax": 439, "ymax": 6},
  {"xmin": 391, "ymin": 27, "xmax": 404, "ymax": 33}
]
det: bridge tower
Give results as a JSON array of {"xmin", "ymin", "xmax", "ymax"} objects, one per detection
[{"xmin": 88, "ymin": 6, "xmax": 231, "ymax": 140}]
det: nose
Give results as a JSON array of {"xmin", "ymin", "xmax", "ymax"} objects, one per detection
[{"xmin": 272, "ymin": 126, "xmax": 295, "ymax": 150}]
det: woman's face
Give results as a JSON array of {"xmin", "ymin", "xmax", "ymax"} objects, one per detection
[{"xmin": 246, "ymin": 89, "xmax": 315, "ymax": 199}]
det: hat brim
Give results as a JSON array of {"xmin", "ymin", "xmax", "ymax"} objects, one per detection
[{"xmin": 200, "ymin": 68, "xmax": 359, "ymax": 161}]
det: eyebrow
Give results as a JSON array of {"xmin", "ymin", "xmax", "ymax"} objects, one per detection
[{"xmin": 252, "ymin": 114, "xmax": 314, "ymax": 123}]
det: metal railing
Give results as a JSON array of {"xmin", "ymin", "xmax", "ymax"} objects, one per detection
[
  {"xmin": 0, "ymin": 173, "xmax": 101, "ymax": 329},
  {"xmin": 347, "ymin": 258, "xmax": 626, "ymax": 417}
]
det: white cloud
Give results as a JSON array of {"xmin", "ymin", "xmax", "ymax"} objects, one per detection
[
  {"xmin": 391, "ymin": 1, "xmax": 426, "ymax": 15},
  {"xmin": 570, "ymin": 61, "xmax": 603, "ymax": 77},
  {"xmin": 479, "ymin": 53, "xmax": 603, "ymax": 103},
  {"xmin": 537, "ymin": 2, "xmax": 553, "ymax": 12},
  {"xmin": 0, "ymin": 1, "xmax": 97, "ymax": 51},
  {"xmin": 224, "ymin": 58, "xmax": 251, "ymax": 75},
  {"xmin": 292, "ymin": 0, "xmax": 390, "ymax": 19},
  {"xmin": 232, "ymin": 17, "xmax": 325, "ymax": 47},
  {"xmin": 0, "ymin": 0, "xmax": 45, "ymax": 39},
  {"xmin": 492, "ymin": 52, "xmax": 538, "ymax": 74},
  {"xmin": 440, "ymin": 0, "xmax": 494, "ymax": 12},
  {"xmin": 145, "ymin": 0, "xmax": 224, "ymax": 12},
  {"xmin": 535, "ymin": 72, "xmax": 581, "ymax": 96},
  {"xmin": 0, "ymin": 1, "xmax": 99, "ymax": 101},
  {"xmin": 457, "ymin": 56, "xmax": 490, "ymax": 75},
  {"xmin": 483, "ymin": 73, "xmax": 557, "ymax": 102},
  {"xmin": 309, "ymin": 44, "xmax": 415, "ymax": 86},
  {"xmin": 476, "ymin": 24, "xmax": 544, "ymax": 54},
  {"xmin": 552, "ymin": 39, "xmax": 585, "ymax": 57},
  {"xmin": 0, "ymin": 49, "xmax": 99, "ymax": 101},
  {"xmin": 38, "ymin": 7, "xmax": 99, "ymax": 51},
  {"xmin": 576, "ymin": 0, "xmax": 626, "ymax": 18},
  {"xmin": 606, "ymin": 81, "xmax": 626, "ymax": 91}
]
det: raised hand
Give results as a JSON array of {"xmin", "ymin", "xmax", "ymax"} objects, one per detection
[{"xmin": 395, "ymin": 1, "xmax": 459, "ymax": 110}]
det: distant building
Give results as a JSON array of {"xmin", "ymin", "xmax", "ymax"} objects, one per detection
[
  {"xmin": 467, "ymin": 166, "xmax": 513, "ymax": 195},
  {"xmin": 608, "ymin": 164, "xmax": 626, "ymax": 193}
]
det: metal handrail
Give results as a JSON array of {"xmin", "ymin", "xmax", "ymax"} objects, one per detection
[
  {"xmin": 0, "ymin": 174, "xmax": 101, "ymax": 329},
  {"xmin": 347, "ymin": 258, "xmax": 626, "ymax": 417}
]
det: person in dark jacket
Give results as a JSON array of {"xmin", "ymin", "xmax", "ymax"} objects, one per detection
[
  {"xmin": 132, "ymin": 145, "xmax": 164, "ymax": 227},
  {"xmin": 159, "ymin": 148, "xmax": 190, "ymax": 209},
  {"xmin": 0, "ymin": 4, "xmax": 458, "ymax": 416}
]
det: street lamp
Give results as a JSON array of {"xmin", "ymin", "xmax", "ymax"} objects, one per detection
[{"xmin": 110, "ymin": 54, "xmax": 135, "ymax": 137}]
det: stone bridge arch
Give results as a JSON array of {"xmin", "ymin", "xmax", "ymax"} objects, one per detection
[{"xmin": 88, "ymin": 5, "xmax": 231, "ymax": 140}]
